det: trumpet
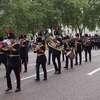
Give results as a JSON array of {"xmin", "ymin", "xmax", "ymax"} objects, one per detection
[
  {"xmin": 32, "ymin": 42, "xmax": 44, "ymax": 53},
  {"xmin": 2, "ymin": 39, "xmax": 19, "ymax": 53}
]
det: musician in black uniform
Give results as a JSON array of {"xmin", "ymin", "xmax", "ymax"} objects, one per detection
[
  {"xmin": 84, "ymin": 34, "xmax": 92, "ymax": 62},
  {"xmin": 19, "ymin": 35, "xmax": 29, "ymax": 73},
  {"xmin": 5, "ymin": 39, "xmax": 21, "ymax": 92},
  {"xmin": 35, "ymin": 33, "xmax": 47, "ymax": 81},
  {"xmin": 63, "ymin": 36, "xmax": 74, "ymax": 69},
  {"xmin": 52, "ymin": 34, "xmax": 62, "ymax": 74},
  {"xmin": 75, "ymin": 33, "xmax": 83, "ymax": 65}
]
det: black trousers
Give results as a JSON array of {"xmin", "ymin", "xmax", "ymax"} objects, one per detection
[
  {"xmin": 48, "ymin": 48, "xmax": 52, "ymax": 65},
  {"xmin": 0, "ymin": 54, "xmax": 7, "ymax": 71},
  {"xmin": 52, "ymin": 53, "xmax": 61, "ymax": 73},
  {"xmin": 85, "ymin": 49, "xmax": 91, "ymax": 62},
  {"xmin": 62, "ymin": 51, "xmax": 65, "ymax": 61},
  {"xmin": 65, "ymin": 56, "xmax": 73, "ymax": 68},
  {"xmin": 6, "ymin": 57, "xmax": 21, "ymax": 89},
  {"xmin": 36, "ymin": 55, "xmax": 47, "ymax": 80},
  {"xmin": 75, "ymin": 51, "xmax": 82, "ymax": 65},
  {"xmin": 21, "ymin": 55, "xmax": 28, "ymax": 72}
]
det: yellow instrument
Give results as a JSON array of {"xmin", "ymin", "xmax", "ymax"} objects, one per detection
[{"xmin": 47, "ymin": 35, "xmax": 64, "ymax": 51}]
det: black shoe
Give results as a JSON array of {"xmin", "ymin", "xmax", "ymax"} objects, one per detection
[
  {"xmin": 35, "ymin": 79, "xmax": 40, "ymax": 81},
  {"xmin": 15, "ymin": 88, "xmax": 21, "ymax": 92},
  {"xmin": 5, "ymin": 88, "xmax": 12, "ymax": 92},
  {"xmin": 57, "ymin": 71, "xmax": 61, "ymax": 74},
  {"xmin": 85, "ymin": 60, "xmax": 87, "ymax": 62},
  {"xmin": 43, "ymin": 78, "xmax": 47, "ymax": 81},
  {"xmin": 24, "ymin": 70, "xmax": 27, "ymax": 73},
  {"xmin": 75, "ymin": 64, "xmax": 78, "ymax": 65},
  {"xmin": 64, "ymin": 66, "xmax": 68, "ymax": 70}
]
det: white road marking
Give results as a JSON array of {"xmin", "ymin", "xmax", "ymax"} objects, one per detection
[
  {"xmin": 87, "ymin": 68, "xmax": 100, "ymax": 76},
  {"xmin": 21, "ymin": 68, "xmax": 54, "ymax": 81}
]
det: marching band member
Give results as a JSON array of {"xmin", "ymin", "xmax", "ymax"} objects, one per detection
[
  {"xmin": 34, "ymin": 32, "xmax": 47, "ymax": 81},
  {"xmin": 83, "ymin": 34, "xmax": 92, "ymax": 62},
  {"xmin": 75, "ymin": 33, "xmax": 83, "ymax": 65},
  {"xmin": 52, "ymin": 34, "xmax": 63, "ymax": 74},
  {"xmin": 5, "ymin": 38, "xmax": 21, "ymax": 92},
  {"xmin": 63, "ymin": 35, "xmax": 74, "ymax": 69},
  {"xmin": 19, "ymin": 34, "xmax": 29, "ymax": 73}
]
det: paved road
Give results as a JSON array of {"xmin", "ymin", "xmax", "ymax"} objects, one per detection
[{"xmin": 0, "ymin": 50, "xmax": 100, "ymax": 100}]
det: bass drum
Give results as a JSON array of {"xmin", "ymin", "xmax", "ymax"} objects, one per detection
[{"xmin": 67, "ymin": 50, "xmax": 75, "ymax": 60}]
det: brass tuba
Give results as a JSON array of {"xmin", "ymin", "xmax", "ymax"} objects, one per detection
[{"xmin": 46, "ymin": 35, "xmax": 64, "ymax": 51}]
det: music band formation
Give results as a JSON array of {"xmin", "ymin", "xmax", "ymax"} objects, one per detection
[{"xmin": 0, "ymin": 30, "xmax": 93, "ymax": 93}]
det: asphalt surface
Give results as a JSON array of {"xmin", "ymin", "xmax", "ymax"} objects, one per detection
[{"xmin": 0, "ymin": 50, "xmax": 100, "ymax": 100}]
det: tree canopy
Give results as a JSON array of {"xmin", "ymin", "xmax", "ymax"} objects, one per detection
[{"xmin": 0, "ymin": 0, "xmax": 100, "ymax": 35}]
